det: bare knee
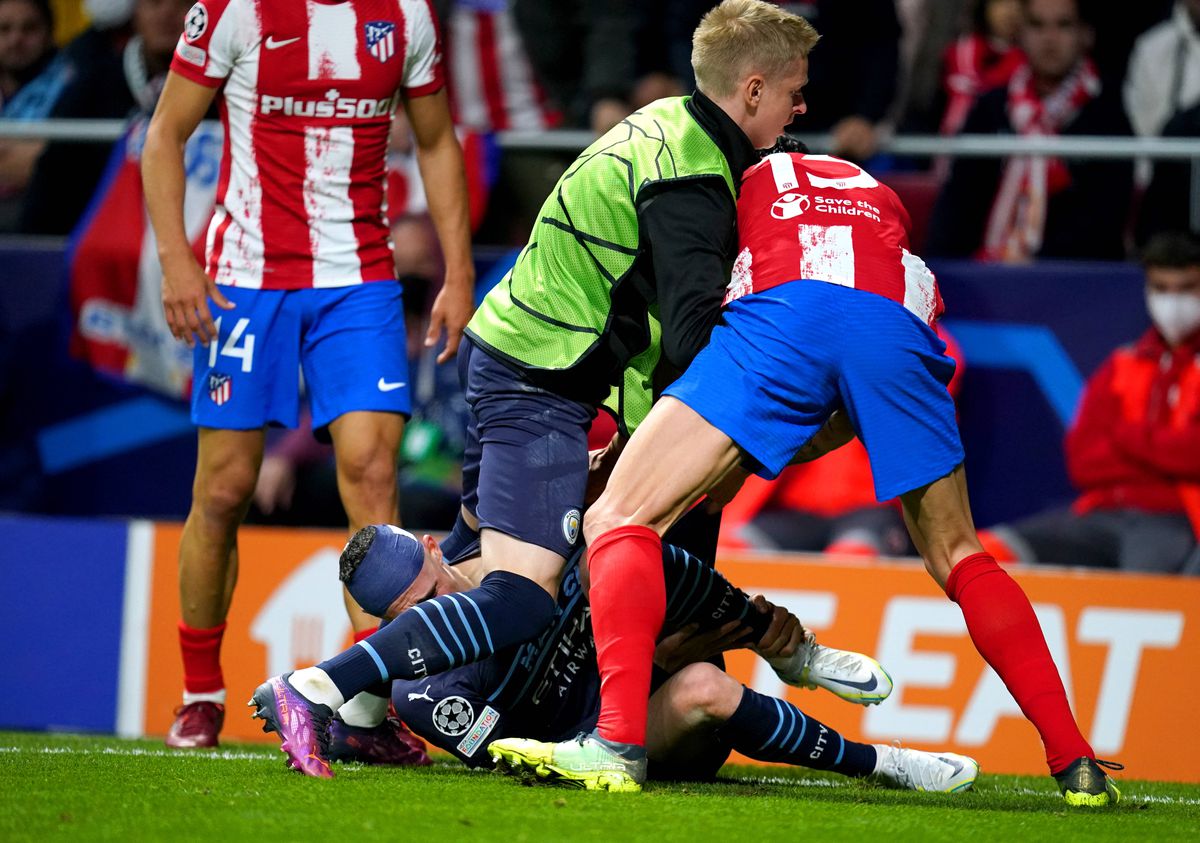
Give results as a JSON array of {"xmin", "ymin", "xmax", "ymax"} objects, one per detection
[
  {"xmin": 193, "ymin": 458, "xmax": 258, "ymax": 525},
  {"xmin": 667, "ymin": 663, "xmax": 742, "ymax": 726},
  {"xmin": 336, "ymin": 441, "xmax": 399, "ymax": 499}
]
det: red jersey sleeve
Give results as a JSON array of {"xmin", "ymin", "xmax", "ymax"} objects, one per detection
[
  {"xmin": 400, "ymin": 0, "xmax": 445, "ymax": 98},
  {"xmin": 170, "ymin": 0, "xmax": 244, "ymax": 88}
]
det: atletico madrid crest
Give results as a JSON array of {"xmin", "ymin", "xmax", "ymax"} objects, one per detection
[
  {"xmin": 208, "ymin": 372, "xmax": 232, "ymax": 406},
  {"xmin": 364, "ymin": 21, "xmax": 396, "ymax": 63}
]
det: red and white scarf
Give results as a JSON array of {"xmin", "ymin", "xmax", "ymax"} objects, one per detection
[
  {"xmin": 980, "ymin": 57, "xmax": 1100, "ymax": 262},
  {"xmin": 940, "ymin": 34, "xmax": 1023, "ymax": 137}
]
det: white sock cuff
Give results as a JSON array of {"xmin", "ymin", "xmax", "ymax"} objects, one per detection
[
  {"xmin": 290, "ymin": 667, "xmax": 346, "ymax": 711},
  {"xmin": 183, "ymin": 689, "xmax": 227, "ymax": 706},
  {"xmin": 337, "ymin": 690, "xmax": 389, "ymax": 728}
]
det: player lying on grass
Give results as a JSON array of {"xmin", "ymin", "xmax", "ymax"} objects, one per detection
[
  {"xmin": 490, "ymin": 147, "xmax": 1122, "ymax": 806},
  {"xmin": 251, "ymin": 525, "xmax": 978, "ymax": 793}
]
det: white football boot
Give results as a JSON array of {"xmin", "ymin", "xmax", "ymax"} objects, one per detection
[
  {"xmin": 767, "ymin": 630, "xmax": 893, "ymax": 705},
  {"xmin": 871, "ymin": 743, "xmax": 979, "ymax": 793}
]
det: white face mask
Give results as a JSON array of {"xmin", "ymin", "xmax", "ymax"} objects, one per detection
[
  {"xmin": 85, "ymin": 0, "xmax": 135, "ymax": 30},
  {"xmin": 1146, "ymin": 290, "xmax": 1200, "ymax": 346}
]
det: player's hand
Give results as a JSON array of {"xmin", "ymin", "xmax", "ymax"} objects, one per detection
[
  {"xmin": 426, "ymin": 270, "xmax": 474, "ymax": 363},
  {"xmin": 654, "ymin": 620, "xmax": 750, "ymax": 674},
  {"xmin": 590, "ymin": 98, "xmax": 631, "ymax": 135},
  {"xmin": 584, "ymin": 431, "xmax": 626, "ymax": 506},
  {"xmin": 161, "ymin": 255, "xmax": 234, "ymax": 348},
  {"xmin": 254, "ymin": 454, "xmax": 297, "ymax": 516},
  {"xmin": 748, "ymin": 594, "xmax": 804, "ymax": 660},
  {"xmin": 830, "ymin": 115, "xmax": 879, "ymax": 162}
]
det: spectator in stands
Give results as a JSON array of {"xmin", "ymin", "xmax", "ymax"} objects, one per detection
[
  {"xmin": 939, "ymin": 0, "xmax": 1024, "ymax": 137},
  {"xmin": 926, "ymin": 0, "xmax": 1134, "ymax": 262},
  {"xmin": 894, "ymin": 0, "xmax": 971, "ymax": 134},
  {"xmin": 438, "ymin": 0, "xmax": 639, "ymax": 135},
  {"xmin": 0, "ymin": 0, "xmax": 53, "ymax": 111},
  {"xmin": 985, "ymin": 231, "xmax": 1200, "ymax": 574},
  {"xmin": 18, "ymin": 0, "xmax": 188, "ymax": 235},
  {"xmin": 1125, "ymin": 1, "xmax": 1200, "ymax": 139},
  {"xmin": 780, "ymin": 0, "xmax": 902, "ymax": 162},
  {"xmin": 0, "ymin": 0, "xmax": 54, "ymax": 229},
  {"xmin": 1126, "ymin": 1, "xmax": 1200, "ymax": 246}
]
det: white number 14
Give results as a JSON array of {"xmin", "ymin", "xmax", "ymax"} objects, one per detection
[{"xmin": 207, "ymin": 316, "xmax": 256, "ymax": 373}]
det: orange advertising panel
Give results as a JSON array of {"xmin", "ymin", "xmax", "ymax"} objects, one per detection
[
  {"xmin": 143, "ymin": 523, "xmax": 356, "ymax": 742},
  {"xmin": 138, "ymin": 525, "xmax": 1199, "ymax": 781},
  {"xmin": 715, "ymin": 555, "xmax": 1199, "ymax": 782}
]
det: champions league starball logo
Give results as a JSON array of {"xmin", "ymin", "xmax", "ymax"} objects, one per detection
[
  {"xmin": 184, "ymin": 2, "xmax": 208, "ymax": 43},
  {"xmin": 433, "ymin": 696, "xmax": 474, "ymax": 737}
]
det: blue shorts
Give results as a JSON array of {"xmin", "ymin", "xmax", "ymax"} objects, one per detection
[
  {"xmin": 458, "ymin": 339, "xmax": 595, "ymax": 559},
  {"xmin": 191, "ymin": 282, "xmax": 410, "ymax": 435},
  {"xmin": 664, "ymin": 281, "xmax": 963, "ymax": 502}
]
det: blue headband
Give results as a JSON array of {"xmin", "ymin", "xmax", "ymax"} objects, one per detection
[{"xmin": 342, "ymin": 525, "xmax": 426, "ymax": 617}]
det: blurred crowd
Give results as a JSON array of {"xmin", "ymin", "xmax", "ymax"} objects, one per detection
[
  {"xmin": 3, "ymin": 0, "xmax": 1199, "ymax": 573},
  {"xmin": 1, "ymin": 0, "xmax": 1198, "ymax": 250}
]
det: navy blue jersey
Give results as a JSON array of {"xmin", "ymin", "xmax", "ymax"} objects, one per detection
[{"xmin": 392, "ymin": 542, "xmax": 766, "ymax": 766}]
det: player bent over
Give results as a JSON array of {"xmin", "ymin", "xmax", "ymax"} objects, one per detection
[
  {"xmin": 252, "ymin": 525, "xmax": 977, "ymax": 793},
  {"xmin": 143, "ymin": 0, "xmax": 474, "ymax": 751},
  {"xmin": 490, "ymin": 150, "xmax": 1122, "ymax": 806}
]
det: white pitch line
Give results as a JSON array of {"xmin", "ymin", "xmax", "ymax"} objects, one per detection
[
  {"xmin": 739, "ymin": 774, "xmax": 1200, "ymax": 807},
  {"xmin": 0, "ymin": 744, "xmax": 371, "ymax": 772},
  {"xmin": 0, "ymin": 746, "xmax": 277, "ymax": 762}
]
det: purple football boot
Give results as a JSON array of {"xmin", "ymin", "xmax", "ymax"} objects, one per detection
[
  {"xmin": 249, "ymin": 673, "xmax": 335, "ymax": 779},
  {"xmin": 329, "ymin": 715, "xmax": 433, "ymax": 767}
]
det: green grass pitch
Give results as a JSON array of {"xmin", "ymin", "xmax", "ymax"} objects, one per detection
[{"xmin": 2, "ymin": 732, "xmax": 1197, "ymax": 842}]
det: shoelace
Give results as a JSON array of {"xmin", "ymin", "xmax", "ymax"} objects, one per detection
[
  {"xmin": 809, "ymin": 645, "xmax": 868, "ymax": 679},
  {"xmin": 880, "ymin": 740, "xmax": 957, "ymax": 791}
]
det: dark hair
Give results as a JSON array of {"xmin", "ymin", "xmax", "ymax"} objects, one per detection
[
  {"xmin": 1142, "ymin": 231, "xmax": 1200, "ymax": 270},
  {"xmin": 971, "ymin": 0, "xmax": 997, "ymax": 35},
  {"xmin": 339, "ymin": 525, "xmax": 377, "ymax": 583},
  {"xmin": 761, "ymin": 135, "xmax": 810, "ymax": 156},
  {"xmin": 1018, "ymin": 0, "xmax": 1090, "ymax": 27},
  {"xmin": 0, "ymin": 0, "xmax": 54, "ymax": 32}
]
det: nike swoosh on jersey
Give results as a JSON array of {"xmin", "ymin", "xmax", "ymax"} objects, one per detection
[
  {"xmin": 265, "ymin": 36, "xmax": 300, "ymax": 49},
  {"xmin": 377, "ymin": 378, "xmax": 407, "ymax": 392}
]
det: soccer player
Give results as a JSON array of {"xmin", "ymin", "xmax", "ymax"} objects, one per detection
[
  {"xmin": 142, "ymin": 0, "xmax": 474, "ymax": 750},
  {"xmin": 252, "ymin": 524, "xmax": 977, "ymax": 793},
  {"xmin": 489, "ymin": 149, "xmax": 1123, "ymax": 806},
  {"xmin": 246, "ymin": 0, "xmax": 819, "ymax": 765}
]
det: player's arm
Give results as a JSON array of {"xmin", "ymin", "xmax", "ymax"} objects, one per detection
[
  {"xmin": 638, "ymin": 180, "xmax": 734, "ymax": 371},
  {"xmin": 405, "ymin": 89, "xmax": 475, "ymax": 363},
  {"xmin": 143, "ymin": 71, "xmax": 232, "ymax": 348},
  {"xmin": 658, "ymin": 543, "xmax": 802, "ymax": 660}
]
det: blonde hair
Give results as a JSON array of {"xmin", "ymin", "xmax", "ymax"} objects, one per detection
[{"xmin": 691, "ymin": 0, "xmax": 820, "ymax": 99}]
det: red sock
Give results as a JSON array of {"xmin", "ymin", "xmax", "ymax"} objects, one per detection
[
  {"xmin": 354, "ymin": 627, "xmax": 378, "ymax": 644},
  {"xmin": 946, "ymin": 553, "xmax": 1093, "ymax": 773},
  {"xmin": 178, "ymin": 621, "xmax": 226, "ymax": 695},
  {"xmin": 588, "ymin": 525, "xmax": 666, "ymax": 747}
]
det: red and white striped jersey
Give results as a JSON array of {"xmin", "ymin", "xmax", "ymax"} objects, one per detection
[
  {"xmin": 727, "ymin": 153, "xmax": 944, "ymax": 326},
  {"xmin": 170, "ymin": 0, "xmax": 445, "ymax": 289},
  {"xmin": 444, "ymin": 1, "xmax": 558, "ymax": 132}
]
